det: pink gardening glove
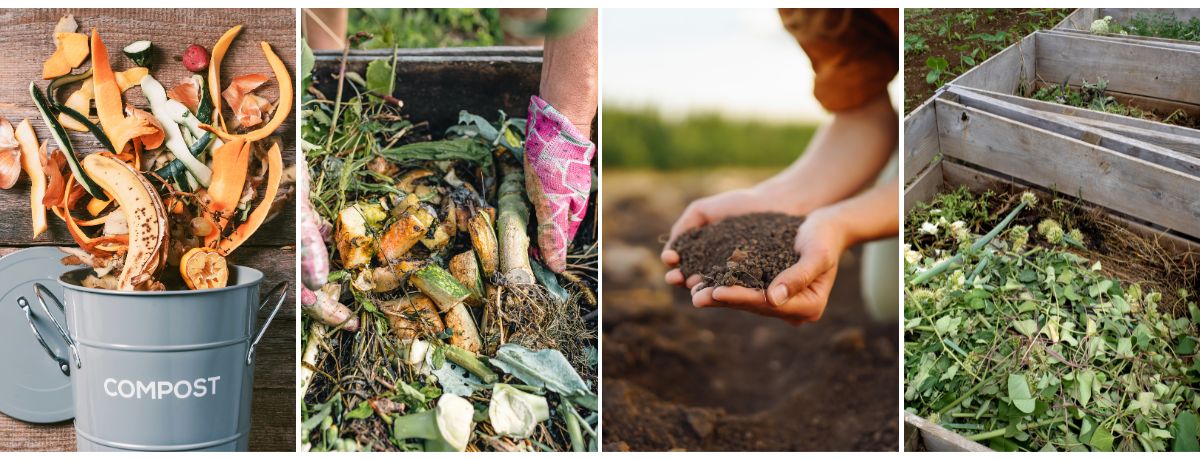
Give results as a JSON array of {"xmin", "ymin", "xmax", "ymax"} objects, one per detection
[{"xmin": 524, "ymin": 95, "xmax": 595, "ymax": 273}]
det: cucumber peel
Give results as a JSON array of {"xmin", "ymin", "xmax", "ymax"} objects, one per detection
[
  {"xmin": 55, "ymin": 104, "xmax": 116, "ymax": 154},
  {"xmin": 123, "ymin": 40, "xmax": 153, "ymax": 67},
  {"xmin": 45, "ymin": 68, "xmax": 92, "ymax": 107},
  {"xmin": 139, "ymin": 74, "xmax": 212, "ymax": 186},
  {"xmin": 29, "ymin": 81, "xmax": 106, "ymax": 199}
]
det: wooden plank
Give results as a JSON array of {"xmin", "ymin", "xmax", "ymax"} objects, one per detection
[
  {"xmin": 903, "ymin": 412, "xmax": 990, "ymax": 452},
  {"xmin": 940, "ymin": 160, "xmax": 1200, "ymax": 253},
  {"xmin": 1057, "ymin": 9, "xmax": 1200, "ymax": 31},
  {"xmin": 903, "ymin": 98, "xmax": 942, "ymax": 184},
  {"xmin": 312, "ymin": 49, "xmax": 541, "ymax": 133},
  {"xmin": 1053, "ymin": 8, "xmax": 1096, "ymax": 31},
  {"xmin": 0, "ymin": 9, "xmax": 296, "ymax": 248},
  {"xmin": 1065, "ymin": 116, "xmax": 1200, "ymax": 158},
  {"xmin": 934, "ymin": 98, "xmax": 1200, "ymax": 239},
  {"xmin": 1047, "ymin": 28, "xmax": 1200, "ymax": 53},
  {"xmin": 946, "ymin": 86, "xmax": 1200, "ymax": 142},
  {"xmin": 1098, "ymin": 8, "xmax": 1200, "ymax": 24},
  {"xmin": 950, "ymin": 32, "xmax": 1035, "ymax": 96},
  {"xmin": 1034, "ymin": 32, "xmax": 1200, "ymax": 105},
  {"xmin": 904, "ymin": 159, "xmax": 942, "ymax": 215},
  {"xmin": 945, "ymin": 86, "xmax": 1200, "ymax": 177}
]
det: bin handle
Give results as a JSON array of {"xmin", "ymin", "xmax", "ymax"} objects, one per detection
[
  {"xmin": 248, "ymin": 281, "xmax": 289, "ymax": 365},
  {"xmin": 17, "ymin": 283, "xmax": 81, "ymax": 375}
]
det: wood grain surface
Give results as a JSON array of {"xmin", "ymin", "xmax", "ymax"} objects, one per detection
[
  {"xmin": 935, "ymin": 97, "xmax": 1200, "ymax": 240},
  {"xmin": 0, "ymin": 9, "xmax": 296, "ymax": 452}
]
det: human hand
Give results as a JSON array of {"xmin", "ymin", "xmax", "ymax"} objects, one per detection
[
  {"xmin": 668, "ymin": 207, "xmax": 848, "ymax": 326},
  {"xmin": 661, "ymin": 187, "xmax": 777, "ymax": 286}
]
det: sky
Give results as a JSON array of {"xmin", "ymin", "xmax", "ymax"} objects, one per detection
[{"xmin": 602, "ymin": 8, "xmax": 902, "ymax": 123}]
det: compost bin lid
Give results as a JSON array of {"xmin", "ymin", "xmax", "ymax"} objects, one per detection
[{"xmin": 0, "ymin": 247, "xmax": 81, "ymax": 423}]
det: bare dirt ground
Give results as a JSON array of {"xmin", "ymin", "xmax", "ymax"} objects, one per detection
[{"xmin": 601, "ymin": 170, "xmax": 899, "ymax": 452}]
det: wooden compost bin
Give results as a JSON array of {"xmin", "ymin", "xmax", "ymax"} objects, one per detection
[
  {"xmin": 948, "ymin": 30, "xmax": 1200, "ymax": 130},
  {"xmin": 0, "ymin": 9, "xmax": 296, "ymax": 451},
  {"xmin": 903, "ymin": 93, "xmax": 1200, "ymax": 451},
  {"xmin": 310, "ymin": 45, "xmax": 597, "ymax": 249},
  {"xmin": 310, "ymin": 47, "xmax": 542, "ymax": 132}
]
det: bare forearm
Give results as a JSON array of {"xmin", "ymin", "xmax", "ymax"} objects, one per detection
[
  {"xmin": 812, "ymin": 176, "xmax": 900, "ymax": 248},
  {"xmin": 303, "ymin": 8, "xmax": 347, "ymax": 51},
  {"xmin": 758, "ymin": 93, "xmax": 898, "ymax": 214},
  {"xmin": 539, "ymin": 9, "xmax": 598, "ymax": 138}
]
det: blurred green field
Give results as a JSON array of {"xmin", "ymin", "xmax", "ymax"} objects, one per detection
[
  {"xmin": 602, "ymin": 108, "xmax": 816, "ymax": 170},
  {"xmin": 348, "ymin": 8, "xmax": 502, "ymax": 49}
]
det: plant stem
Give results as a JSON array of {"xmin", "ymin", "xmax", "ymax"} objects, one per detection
[
  {"xmin": 937, "ymin": 376, "xmax": 994, "ymax": 415},
  {"xmin": 496, "ymin": 159, "xmax": 534, "ymax": 284},
  {"xmin": 563, "ymin": 400, "xmax": 585, "ymax": 452},
  {"xmin": 912, "ymin": 201, "xmax": 1028, "ymax": 285},
  {"xmin": 967, "ymin": 415, "xmax": 1067, "ymax": 441},
  {"xmin": 443, "ymin": 344, "xmax": 497, "ymax": 384}
]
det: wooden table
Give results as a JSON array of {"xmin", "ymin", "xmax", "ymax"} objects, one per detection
[{"xmin": 0, "ymin": 9, "xmax": 295, "ymax": 451}]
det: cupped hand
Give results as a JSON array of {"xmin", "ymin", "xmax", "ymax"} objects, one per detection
[
  {"xmin": 661, "ymin": 187, "xmax": 778, "ymax": 287},
  {"xmin": 670, "ymin": 208, "xmax": 848, "ymax": 326}
]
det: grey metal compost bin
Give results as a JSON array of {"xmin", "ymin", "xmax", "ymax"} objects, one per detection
[{"xmin": 20, "ymin": 266, "xmax": 286, "ymax": 452}]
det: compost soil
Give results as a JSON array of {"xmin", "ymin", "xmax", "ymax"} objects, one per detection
[
  {"xmin": 673, "ymin": 213, "xmax": 805, "ymax": 289},
  {"xmin": 602, "ymin": 171, "xmax": 898, "ymax": 452}
]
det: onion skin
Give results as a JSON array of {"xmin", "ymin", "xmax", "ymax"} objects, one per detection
[
  {"xmin": 301, "ymin": 285, "xmax": 358, "ymax": 331},
  {"xmin": 299, "ymin": 166, "xmax": 329, "ymax": 290}
]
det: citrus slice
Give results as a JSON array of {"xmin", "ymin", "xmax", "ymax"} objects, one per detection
[{"xmin": 180, "ymin": 247, "xmax": 229, "ymax": 289}]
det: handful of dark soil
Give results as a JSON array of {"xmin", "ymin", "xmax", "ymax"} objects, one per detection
[{"xmin": 673, "ymin": 212, "xmax": 804, "ymax": 289}]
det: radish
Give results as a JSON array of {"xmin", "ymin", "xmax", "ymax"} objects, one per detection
[{"xmin": 182, "ymin": 44, "xmax": 209, "ymax": 72}]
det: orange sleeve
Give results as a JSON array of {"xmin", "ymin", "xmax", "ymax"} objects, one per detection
[{"xmin": 779, "ymin": 8, "xmax": 899, "ymax": 112}]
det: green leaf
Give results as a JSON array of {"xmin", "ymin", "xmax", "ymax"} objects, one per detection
[
  {"xmin": 345, "ymin": 400, "xmax": 374, "ymax": 419},
  {"xmin": 1089, "ymin": 423, "xmax": 1115, "ymax": 452},
  {"xmin": 365, "ymin": 59, "xmax": 395, "ymax": 96},
  {"xmin": 1177, "ymin": 336, "xmax": 1197, "ymax": 355},
  {"xmin": 1089, "ymin": 279, "xmax": 1114, "ymax": 297},
  {"xmin": 1013, "ymin": 319, "xmax": 1038, "ymax": 337},
  {"xmin": 531, "ymin": 260, "xmax": 569, "ymax": 303},
  {"xmin": 492, "ymin": 343, "xmax": 595, "ymax": 410},
  {"xmin": 1117, "ymin": 337, "xmax": 1134, "ymax": 358},
  {"xmin": 1008, "ymin": 374, "xmax": 1037, "ymax": 414},
  {"xmin": 380, "ymin": 139, "xmax": 493, "ymax": 169},
  {"xmin": 1112, "ymin": 295, "xmax": 1131, "ymax": 313},
  {"xmin": 1065, "ymin": 284, "xmax": 1083, "ymax": 302},
  {"xmin": 1077, "ymin": 370, "xmax": 1094, "ymax": 406},
  {"xmin": 300, "ymin": 40, "xmax": 315, "ymax": 89},
  {"xmin": 1171, "ymin": 412, "xmax": 1199, "ymax": 452}
]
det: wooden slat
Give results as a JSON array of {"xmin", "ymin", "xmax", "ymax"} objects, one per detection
[
  {"xmin": 945, "ymin": 86, "xmax": 1200, "ymax": 141},
  {"xmin": 0, "ymin": 9, "xmax": 296, "ymax": 247},
  {"xmin": 934, "ymin": 98, "xmax": 1200, "ymax": 239},
  {"xmin": 1066, "ymin": 116, "xmax": 1200, "ymax": 158},
  {"xmin": 1056, "ymin": 9, "xmax": 1200, "ymax": 31},
  {"xmin": 312, "ymin": 50, "xmax": 541, "ymax": 133},
  {"xmin": 1097, "ymin": 8, "xmax": 1200, "ymax": 24},
  {"xmin": 1053, "ymin": 8, "xmax": 1096, "ymax": 31},
  {"xmin": 945, "ymin": 86, "xmax": 1200, "ymax": 177},
  {"xmin": 0, "ymin": 9, "xmax": 296, "ymax": 452},
  {"xmin": 1034, "ymin": 31, "xmax": 1200, "ymax": 105},
  {"xmin": 903, "ymin": 160, "xmax": 942, "ymax": 215},
  {"xmin": 950, "ymin": 33, "xmax": 1035, "ymax": 96},
  {"xmin": 903, "ymin": 412, "xmax": 990, "ymax": 452},
  {"xmin": 940, "ymin": 161, "xmax": 1200, "ymax": 253},
  {"xmin": 903, "ymin": 99, "xmax": 942, "ymax": 184},
  {"xmin": 1047, "ymin": 28, "xmax": 1200, "ymax": 53}
]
